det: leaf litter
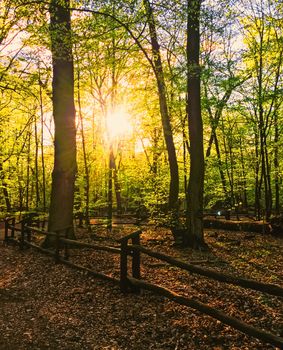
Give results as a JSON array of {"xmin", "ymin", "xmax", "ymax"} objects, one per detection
[{"xmin": 0, "ymin": 226, "xmax": 282, "ymax": 349}]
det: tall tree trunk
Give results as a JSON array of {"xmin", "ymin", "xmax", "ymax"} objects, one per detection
[
  {"xmin": 264, "ymin": 139, "xmax": 272, "ymax": 219},
  {"xmin": 25, "ymin": 129, "xmax": 31, "ymax": 211},
  {"xmin": 274, "ymin": 113, "xmax": 280, "ymax": 215},
  {"xmin": 214, "ymin": 131, "xmax": 228, "ymax": 197},
  {"xmin": 258, "ymin": 30, "xmax": 271, "ymax": 221},
  {"xmin": 112, "ymin": 149, "xmax": 122, "ymax": 215},
  {"xmin": 34, "ymin": 115, "xmax": 40, "ymax": 209},
  {"xmin": 42, "ymin": 0, "xmax": 77, "ymax": 247},
  {"xmin": 239, "ymin": 135, "xmax": 248, "ymax": 208},
  {"xmin": 0, "ymin": 162, "xmax": 11, "ymax": 211},
  {"xmin": 38, "ymin": 63, "xmax": 46, "ymax": 212},
  {"xmin": 143, "ymin": 0, "xmax": 179, "ymax": 213},
  {"xmin": 107, "ymin": 145, "xmax": 114, "ymax": 230},
  {"xmin": 76, "ymin": 49, "xmax": 90, "ymax": 227},
  {"xmin": 110, "ymin": 24, "xmax": 123, "ymax": 216},
  {"xmin": 254, "ymin": 129, "xmax": 261, "ymax": 220},
  {"xmin": 184, "ymin": 0, "xmax": 206, "ymax": 249}
]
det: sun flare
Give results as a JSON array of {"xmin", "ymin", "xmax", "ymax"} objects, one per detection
[{"xmin": 106, "ymin": 106, "xmax": 132, "ymax": 140}]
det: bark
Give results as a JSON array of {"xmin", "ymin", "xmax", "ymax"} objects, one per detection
[
  {"xmin": 42, "ymin": 0, "xmax": 76, "ymax": 247},
  {"xmin": 184, "ymin": 0, "xmax": 205, "ymax": 248}
]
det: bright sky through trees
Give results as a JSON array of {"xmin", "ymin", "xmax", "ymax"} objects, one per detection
[{"xmin": 106, "ymin": 106, "xmax": 133, "ymax": 140}]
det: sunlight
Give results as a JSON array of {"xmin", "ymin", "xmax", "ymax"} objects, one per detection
[{"xmin": 106, "ymin": 106, "xmax": 132, "ymax": 140}]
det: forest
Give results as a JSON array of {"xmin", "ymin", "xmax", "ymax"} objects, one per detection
[{"xmin": 0, "ymin": 0, "xmax": 283, "ymax": 349}]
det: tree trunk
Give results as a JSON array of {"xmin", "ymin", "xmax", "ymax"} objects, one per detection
[
  {"xmin": 25, "ymin": 129, "xmax": 31, "ymax": 211},
  {"xmin": 214, "ymin": 130, "xmax": 228, "ymax": 197},
  {"xmin": 239, "ymin": 135, "xmax": 248, "ymax": 208},
  {"xmin": 107, "ymin": 145, "xmax": 114, "ymax": 230},
  {"xmin": 42, "ymin": 0, "xmax": 76, "ymax": 247},
  {"xmin": 34, "ymin": 115, "xmax": 40, "ymax": 209},
  {"xmin": 254, "ymin": 129, "xmax": 261, "ymax": 220},
  {"xmin": 112, "ymin": 150, "xmax": 122, "ymax": 215},
  {"xmin": 143, "ymin": 0, "xmax": 179, "ymax": 213},
  {"xmin": 0, "ymin": 162, "xmax": 11, "ymax": 211},
  {"xmin": 38, "ymin": 63, "xmax": 46, "ymax": 212},
  {"xmin": 274, "ymin": 113, "xmax": 280, "ymax": 214},
  {"xmin": 76, "ymin": 49, "xmax": 90, "ymax": 227},
  {"xmin": 184, "ymin": 0, "xmax": 206, "ymax": 249}
]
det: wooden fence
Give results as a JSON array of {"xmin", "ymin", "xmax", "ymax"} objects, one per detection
[{"xmin": 3, "ymin": 217, "xmax": 283, "ymax": 348}]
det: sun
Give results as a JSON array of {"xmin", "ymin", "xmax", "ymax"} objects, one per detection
[{"xmin": 106, "ymin": 106, "xmax": 132, "ymax": 140}]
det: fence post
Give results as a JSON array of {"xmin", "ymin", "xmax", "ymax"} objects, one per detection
[
  {"xmin": 131, "ymin": 234, "xmax": 141, "ymax": 293},
  {"xmin": 120, "ymin": 239, "xmax": 129, "ymax": 293},
  {"xmin": 11, "ymin": 217, "xmax": 15, "ymax": 239}
]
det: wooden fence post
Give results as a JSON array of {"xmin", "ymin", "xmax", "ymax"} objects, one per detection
[
  {"xmin": 120, "ymin": 239, "xmax": 129, "ymax": 293},
  {"xmin": 131, "ymin": 235, "xmax": 141, "ymax": 293},
  {"xmin": 119, "ymin": 230, "xmax": 142, "ymax": 293}
]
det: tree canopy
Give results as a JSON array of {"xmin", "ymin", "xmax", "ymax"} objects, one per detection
[{"xmin": 0, "ymin": 0, "xmax": 282, "ymax": 246}]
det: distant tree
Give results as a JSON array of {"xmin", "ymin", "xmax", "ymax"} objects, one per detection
[{"xmin": 239, "ymin": 0, "xmax": 283, "ymax": 219}]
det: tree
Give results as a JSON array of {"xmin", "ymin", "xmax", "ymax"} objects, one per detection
[
  {"xmin": 142, "ymin": 0, "xmax": 180, "ymax": 235},
  {"xmin": 42, "ymin": 0, "xmax": 77, "ymax": 246},
  {"xmin": 239, "ymin": 0, "xmax": 283, "ymax": 219},
  {"xmin": 201, "ymin": 4, "xmax": 246, "ymax": 203},
  {"xmin": 184, "ymin": 0, "xmax": 206, "ymax": 248}
]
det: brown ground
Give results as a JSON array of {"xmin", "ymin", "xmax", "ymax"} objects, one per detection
[{"xmin": 0, "ymin": 226, "xmax": 282, "ymax": 350}]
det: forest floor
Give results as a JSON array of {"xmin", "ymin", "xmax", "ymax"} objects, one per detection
[{"xmin": 0, "ymin": 225, "xmax": 282, "ymax": 350}]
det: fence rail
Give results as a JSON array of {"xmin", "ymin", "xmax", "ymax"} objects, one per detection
[
  {"xmin": 127, "ymin": 277, "xmax": 283, "ymax": 348},
  {"xmin": 3, "ymin": 218, "xmax": 283, "ymax": 348},
  {"xmin": 129, "ymin": 244, "xmax": 283, "ymax": 297}
]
